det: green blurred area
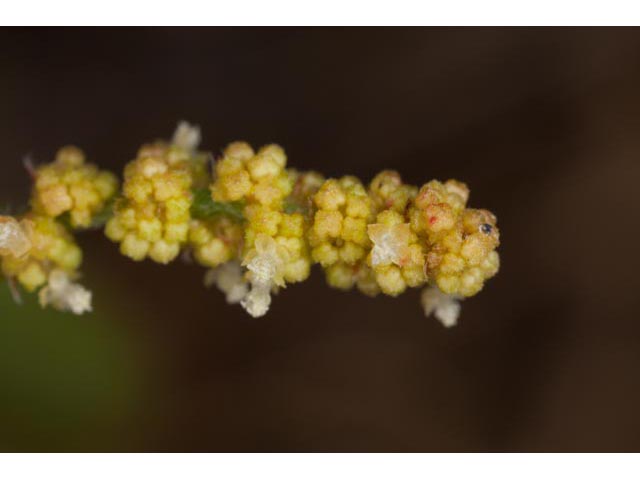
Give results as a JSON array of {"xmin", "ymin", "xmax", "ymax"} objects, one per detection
[{"xmin": 0, "ymin": 281, "xmax": 143, "ymax": 451}]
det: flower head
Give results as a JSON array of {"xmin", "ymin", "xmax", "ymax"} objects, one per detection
[
  {"xmin": 309, "ymin": 176, "xmax": 372, "ymax": 267},
  {"xmin": 38, "ymin": 269, "xmax": 92, "ymax": 315},
  {"xmin": 30, "ymin": 146, "xmax": 119, "ymax": 228},
  {"xmin": 105, "ymin": 123, "xmax": 208, "ymax": 264},
  {"xmin": 1, "ymin": 214, "xmax": 82, "ymax": 292}
]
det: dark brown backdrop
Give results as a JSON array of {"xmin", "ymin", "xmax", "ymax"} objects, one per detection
[{"xmin": 1, "ymin": 28, "xmax": 639, "ymax": 451}]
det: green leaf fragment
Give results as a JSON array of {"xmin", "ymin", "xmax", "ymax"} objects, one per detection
[{"xmin": 190, "ymin": 188, "xmax": 245, "ymax": 223}]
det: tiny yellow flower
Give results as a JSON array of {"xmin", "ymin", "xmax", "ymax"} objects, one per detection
[
  {"xmin": 105, "ymin": 123, "xmax": 208, "ymax": 264},
  {"xmin": 31, "ymin": 146, "xmax": 118, "ymax": 228}
]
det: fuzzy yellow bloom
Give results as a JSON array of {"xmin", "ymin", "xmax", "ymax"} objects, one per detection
[
  {"xmin": 30, "ymin": 146, "xmax": 119, "ymax": 228},
  {"xmin": 324, "ymin": 260, "xmax": 381, "ymax": 297},
  {"xmin": 207, "ymin": 142, "xmax": 316, "ymax": 317},
  {"xmin": 409, "ymin": 180, "xmax": 500, "ymax": 297},
  {"xmin": 409, "ymin": 179, "xmax": 469, "ymax": 235},
  {"xmin": 0, "ymin": 216, "xmax": 91, "ymax": 315},
  {"xmin": 244, "ymin": 207, "xmax": 311, "ymax": 285},
  {"xmin": 312, "ymin": 171, "xmax": 498, "ymax": 321},
  {"xmin": 1, "ymin": 214, "xmax": 82, "ymax": 292},
  {"xmin": 368, "ymin": 170, "xmax": 418, "ymax": 215},
  {"xmin": 309, "ymin": 176, "xmax": 372, "ymax": 267},
  {"xmin": 105, "ymin": 124, "xmax": 207, "ymax": 264},
  {"xmin": 210, "ymin": 142, "xmax": 291, "ymax": 208},
  {"xmin": 5, "ymin": 121, "xmax": 503, "ymax": 324},
  {"xmin": 189, "ymin": 216, "xmax": 243, "ymax": 268}
]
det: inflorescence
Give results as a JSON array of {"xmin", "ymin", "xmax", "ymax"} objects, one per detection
[{"xmin": 0, "ymin": 122, "xmax": 500, "ymax": 326}]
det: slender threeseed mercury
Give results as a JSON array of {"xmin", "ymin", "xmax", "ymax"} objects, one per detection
[{"xmin": 0, "ymin": 122, "xmax": 500, "ymax": 326}]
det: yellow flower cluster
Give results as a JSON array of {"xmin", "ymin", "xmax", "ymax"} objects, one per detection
[
  {"xmin": 207, "ymin": 142, "xmax": 316, "ymax": 316},
  {"xmin": 0, "ymin": 214, "xmax": 81, "ymax": 292},
  {"xmin": 365, "ymin": 172, "xmax": 424, "ymax": 296},
  {"xmin": 409, "ymin": 180, "xmax": 500, "ymax": 297},
  {"xmin": 323, "ymin": 261, "xmax": 380, "ymax": 296},
  {"xmin": 367, "ymin": 209, "xmax": 426, "ymax": 296},
  {"xmin": 244, "ymin": 207, "xmax": 311, "ymax": 284},
  {"xmin": 189, "ymin": 216, "xmax": 243, "ymax": 268},
  {"xmin": 368, "ymin": 170, "xmax": 417, "ymax": 215},
  {"xmin": 3, "ymin": 122, "xmax": 501, "ymax": 324},
  {"xmin": 308, "ymin": 176, "xmax": 381, "ymax": 299},
  {"xmin": 309, "ymin": 177, "xmax": 372, "ymax": 266},
  {"xmin": 30, "ymin": 146, "xmax": 119, "ymax": 228},
  {"xmin": 210, "ymin": 142, "xmax": 291, "ymax": 207},
  {"xmin": 306, "ymin": 171, "xmax": 500, "ymax": 324},
  {"xmin": 105, "ymin": 141, "xmax": 206, "ymax": 264}
]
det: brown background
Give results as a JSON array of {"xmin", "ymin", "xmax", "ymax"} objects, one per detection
[{"xmin": 0, "ymin": 28, "xmax": 639, "ymax": 451}]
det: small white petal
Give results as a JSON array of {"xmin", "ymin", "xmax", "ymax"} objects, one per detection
[
  {"xmin": 244, "ymin": 234, "xmax": 288, "ymax": 286},
  {"xmin": 237, "ymin": 234, "xmax": 292, "ymax": 318},
  {"xmin": 368, "ymin": 223, "xmax": 411, "ymax": 267},
  {"xmin": 421, "ymin": 286, "xmax": 461, "ymax": 328},
  {"xmin": 371, "ymin": 238, "xmax": 396, "ymax": 267},
  {"xmin": 38, "ymin": 269, "xmax": 92, "ymax": 315},
  {"xmin": 240, "ymin": 283, "xmax": 271, "ymax": 318},
  {"xmin": 245, "ymin": 254, "xmax": 277, "ymax": 284},
  {"xmin": 205, "ymin": 261, "xmax": 249, "ymax": 305},
  {"xmin": 172, "ymin": 121, "xmax": 201, "ymax": 152},
  {"xmin": 0, "ymin": 217, "xmax": 32, "ymax": 258}
]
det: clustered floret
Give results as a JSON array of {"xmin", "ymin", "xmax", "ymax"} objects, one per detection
[
  {"xmin": 9, "ymin": 144, "xmax": 120, "ymax": 314},
  {"xmin": 208, "ymin": 141, "xmax": 314, "ymax": 317},
  {"xmin": 104, "ymin": 129, "xmax": 208, "ymax": 264},
  {"xmin": 30, "ymin": 146, "xmax": 118, "ymax": 228},
  {"xmin": 1, "ymin": 122, "xmax": 500, "ymax": 325},
  {"xmin": 368, "ymin": 209, "xmax": 426, "ymax": 296},
  {"xmin": 408, "ymin": 180, "xmax": 500, "ymax": 299},
  {"xmin": 188, "ymin": 216, "xmax": 243, "ymax": 268},
  {"xmin": 0, "ymin": 214, "xmax": 90, "ymax": 314},
  {"xmin": 309, "ymin": 177, "xmax": 372, "ymax": 267}
]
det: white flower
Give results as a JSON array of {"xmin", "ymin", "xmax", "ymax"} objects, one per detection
[
  {"xmin": 172, "ymin": 121, "xmax": 201, "ymax": 152},
  {"xmin": 0, "ymin": 216, "xmax": 32, "ymax": 258},
  {"xmin": 38, "ymin": 269, "xmax": 92, "ymax": 315},
  {"xmin": 368, "ymin": 222, "xmax": 412, "ymax": 267},
  {"xmin": 204, "ymin": 261, "xmax": 249, "ymax": 304},
  {"xmin": 204, "ymin": 235, "xmax": 289, "ymax": 318},
  {"xmin": 421, "ymin": 286, "xmax": 461, "ymax": 328},
  {"xmin": 243, "ymin": 234, "xmax": 288, "ymax": 287},
  {"xmin": 239, "ymin": 234, "xmax": 289, "ymax": 318},
  {"xmin": 240, "ymin": 283, "xmax": 271, "ymax": 318}
]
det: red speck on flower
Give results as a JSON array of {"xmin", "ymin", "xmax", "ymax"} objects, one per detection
[{"xmin": 429, "ymin": 216, "xmax": 437, "ymax": 225}]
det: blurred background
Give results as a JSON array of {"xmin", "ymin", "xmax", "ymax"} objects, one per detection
[{"xmin": 0, "ymin": 28, "xmax": 639, "ymax": 451}]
